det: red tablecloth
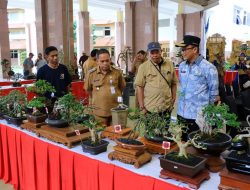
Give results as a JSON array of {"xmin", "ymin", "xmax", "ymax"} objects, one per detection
[
  {"xmin": 0, "ymin": 79, "xmax": 35, "ymax": 86},
  {"xmin": 0, "ymin": 123, "xmax": 187, "ymax": 190},
  {"xmin": 224, "ymin": 71, "xmax": 238, "ymax": 85},
  {"xmin": 0, "ymin": 81, "xmax": 89, "ymax": 101}
]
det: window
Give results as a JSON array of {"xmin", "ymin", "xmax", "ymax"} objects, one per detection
[
  {"xmin": 233, "ymin": 6, "xmax": 242, "ymax": 25},
  {"xmin": 10, "ymin": 50, "xmax": 18, "ymax": 58},
  {"xmin": 104, "ymin": 27, "xmax": 111, "ymax": 36},
  {"xmin": 243, "ymin": 11, "xmax": 247, "ymax": 25},
  {"xmin": 9, "ymin": 28, "xmax": 25, "ymax": 40},
  {"xmin": 8, "ymin": 10, "xmax": 24, "ymax": 24}
]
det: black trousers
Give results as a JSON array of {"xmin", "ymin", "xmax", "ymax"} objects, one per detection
[{"xmin": 177, "ymin": 115, "xmax": 200, "ymax": 141}]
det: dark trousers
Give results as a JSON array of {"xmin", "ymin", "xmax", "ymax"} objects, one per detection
[{"xmin": 177, "ymin": 115, "xmax": 200, "ymax": 141}]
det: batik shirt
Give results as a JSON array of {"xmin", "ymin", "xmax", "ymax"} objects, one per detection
[{"xmin": 177, "ymin": 55, "xmax": 219, "ymax": 119}]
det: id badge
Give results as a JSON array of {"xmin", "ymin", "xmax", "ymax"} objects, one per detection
[{"xmin": 110, "ymin": 86, "xmax": 115, "ymax": 94}]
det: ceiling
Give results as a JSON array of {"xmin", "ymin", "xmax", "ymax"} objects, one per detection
[{"xmin": 7, "ymin": 0, "xmax": 219, "ymax": 19}]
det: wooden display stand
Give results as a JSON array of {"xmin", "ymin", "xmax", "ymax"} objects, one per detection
[
  {"xmin": 139, "ymin": 137, "xmax": 178, "ymax": 154},
  {"xmin": 20, "ymin": 120, "xmax": 45, "ymax": 133},
  {"xmin": 160, "ymin": 169, "xmax": 210, "ymax": 189},
  {"xmin": 108, "ymin": 145, "xmax": 152, "ymax": 168},
  {"xmin": 219, "ymin": 168, "xmax": 250, "ymax": 190},
  {"xmin": 187, "ymin": 146, "xmax": 225, "ymax": 172},
  {"xmin": 36, "ymin": 125, "xmax": 91, "ymax": 148},
  {"xmin": 102, "ymin": 126, "xmax": 138, "ymax": 140}
]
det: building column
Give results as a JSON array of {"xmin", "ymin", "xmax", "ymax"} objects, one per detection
[
  {"xmin": 0, "ymin": 0, "xmax": 11, "ymax": 79},
  {"xmin": 125, "ymin": 0, "xmax": 159, "ymax": 54},
  {"xmin": 35, "ymin": 0, "xmax": 74, "ymax": 72},
  {"xmin": 77, "ymin": 0, "xmax": 90, "ymax": 61},
  {"xmin": 115, "ymin": 10, "xmax": 124, "ymax": 65}
]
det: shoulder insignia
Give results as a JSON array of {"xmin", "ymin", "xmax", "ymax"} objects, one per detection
[{"xmin": 88, "ymin": 67, "xmax": 97, "ymax": 74}]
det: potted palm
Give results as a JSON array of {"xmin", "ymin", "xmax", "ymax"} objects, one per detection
[
  {"xmin": 188, "ymin": 103, "xmax": 240, "ymax": 156},
  {"xmin": 81, "ymin": 115, "xmax": 108, "ymax": 155},
  {"xmin": 159, "ymin": 122, "xmax": 206, "ymax": 178},
  {"xmin": 4, "ymin": 90, "xmax": 26, "ymax": 126}
]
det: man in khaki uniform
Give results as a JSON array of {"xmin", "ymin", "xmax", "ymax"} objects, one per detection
[
  {"xmin": 135, "ymin": 42, "xmax": 178, "ymax": 117},
  {"xmin": 85, "ymin": 49, "xmax": 126, "ymax": 126},
  {"xmin": 83, "ymin": 49, "xmax": 98, "ymax": 78}
]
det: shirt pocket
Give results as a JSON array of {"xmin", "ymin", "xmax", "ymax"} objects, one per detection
[
  {"xmin": 146, "ymin": 70, "xmax": 158, "ymax": 87},
  {"xmin": 92, "ymin": 79, "xmax": 103, "ymax": 87}
]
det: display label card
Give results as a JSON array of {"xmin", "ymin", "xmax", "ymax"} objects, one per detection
[
  {"xmin": 114, "ymin": 125, "xmax": 122, "ymax": 133},
  {"xmin": 162, "ymin": 141, "xmax": 170, "ymax": 150}
]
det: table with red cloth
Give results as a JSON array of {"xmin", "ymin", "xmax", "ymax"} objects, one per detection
[
  {"xmin": 0, "ymin": 79, "xmax": 35, "ymax": 86},
  {"xmin": 0, "ymin": 81, "xmax": 88, "ymax": 101},
  {"xmin": 0, "ymin": 120, "xmax": 219, "ymax": 190}
]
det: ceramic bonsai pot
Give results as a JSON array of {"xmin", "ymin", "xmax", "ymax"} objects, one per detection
[
  {"xmin": 81, "ymin": 139, "xmax": 109, "ymax": 155},
  {"xmin": 188, "ymin": 131, "xmax": 232, "ymax": 156},
  {"xmin": 3, "ymin": 115, "xmax": 26, "ymax": 126},
  {"xmin": 116, "ymin": 138, "xmax": 145, "ymax": 150},
  {"xmin": 144, "ymin": 133, "xmax": 169, "ymax": 143},
  {"xmin": 27, "ymin": 114, "xmax": 47, "ymax": 123},
  {"xmin": 45, "ymin": 118, "xmax": 68, "ymax": 128},
  {"xmin": 159, "ymin": 151, "xmax": 207, "ymax": 178}
]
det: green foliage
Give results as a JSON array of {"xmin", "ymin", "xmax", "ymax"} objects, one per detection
[
  {"xmin": 19, "ymin": 50, "xmax": 27, "ymax": 64},
  {"xmin": 58, "ymin": 93, "xmax": 85, "ymax": 124},
  {"xmin": 5, "ymin": 90, "xmax": 26, "ymax": 118},
  {"xmin": 27, "ymin": 80, "xmax": 56, "ymax": 96},
  {"xmin": 203, "ymin": 103, "xmax": 240, "ymax": 130},
  {"xmin": 27, "ymin": 97, "xmax": 45, "ymax": 108},
  {"xmin": 128, "ymin": 109, "xmax": 169, "ymax": 138}
]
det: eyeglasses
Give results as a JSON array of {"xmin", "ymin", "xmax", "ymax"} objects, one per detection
[{"xmin": 181, "ymin": 47, "xmax": 195, "ymax": 52}]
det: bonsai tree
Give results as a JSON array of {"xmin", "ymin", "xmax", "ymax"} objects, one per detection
[
  {"xmin": 167, "ymin": 122, "xmax": 204, "ymax": 159},
  {"xmin": 27, "ymin": 79, "xmax": 56, "ymax": 97},
  {"xmin": 11, "ymin": 73, "xmax": 23, "ymax": 87},
  {"xmin": 57, "ymin": 93, "xmax": 87, "ymax": 125},
  {"xmin": 198, "ymin": 103, "xmax": 240, "ymax": 137},
  {"xmin": 82, "ymin": 114, "xmax": 104, "ymax": 145},
  {"xmin": 27, "ymin": 97, "xmax": 46, "ymax": 116},
  {"xmin": 5, "ymin": 90, "xmax": 26, "ymax": 118},
  {"xmin": 128, "ymin": 108, "xmax": 169, "ymax": 142}
]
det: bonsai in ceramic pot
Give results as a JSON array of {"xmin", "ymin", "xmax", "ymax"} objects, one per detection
[
  {"xmin": 26, "ymin": 97, "xmax": 47, "ymax": 123},
  {"xmin": 81, "ymin": 114, "xmax": 108, "ymax": 155},
  {"xmin": 128, "ymin": 109, "xmax": 169, "ymax": 143},
  {"xmin": 4, "ymin": 90, "xmax": 27, "ymax": 126},
  {"xmin": 188, "ymin": 103, "xmax": 240, "ymax": 156},
  {"xmin": 27, "ymin": 79, "xmax": 56, "ymax": 113},
  {"xmin": 159, "ymin": 121, "xmax": 206, "ymax": 178}
]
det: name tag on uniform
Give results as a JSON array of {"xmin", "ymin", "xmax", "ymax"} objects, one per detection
[{"xmin": 110, "ymin": 86, "xmax": 115, "ymax": 94}]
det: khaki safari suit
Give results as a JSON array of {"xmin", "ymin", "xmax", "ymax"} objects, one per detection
[
  {"xmin": 83, "ymin": 57, "xmax": 97, "ymax": 77},
  {"xmin": 85, "ymin": 66, "xmax": 126, "ymax": 124},
  {"xmin": 134, "ymin": 59, "xmax": 178, "ymax": 112}
]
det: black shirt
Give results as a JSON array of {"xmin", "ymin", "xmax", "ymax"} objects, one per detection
[{"xmin": 37, "ymin": 64, "xmax": 72, "ymax": 98}]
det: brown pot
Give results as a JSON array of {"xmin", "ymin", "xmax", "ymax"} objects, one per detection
[
  {"xmin": 159, "ymin": 151, "xmax": 207, "ymax": 178},
  {"xmin": 27, "ymin": 114, "xmax": 47, "ymax": 123}
]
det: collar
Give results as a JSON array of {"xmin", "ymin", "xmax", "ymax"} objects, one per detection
[
  {"xmin": 185, "ymin": 55, "xmax": 204, "ymax": 66},
  {"xmin": 97, "ymin": 66, "xmax": 112, "ymax": 74}
]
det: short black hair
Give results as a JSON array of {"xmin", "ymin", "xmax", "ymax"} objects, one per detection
[
  {"xmin": 137, "ymin": 50, "xmax": 146, "ymax": 55},
  {"xmin": 96, "ymin": 49, "xmax": 110, "ymax": 59},
  {"xmin": 44, "ymin": 46, "xmax": 58, "ymax": 55},
  {"xmin": 90, "ymin": 49, "xmax": 99, "ymax": 57}
]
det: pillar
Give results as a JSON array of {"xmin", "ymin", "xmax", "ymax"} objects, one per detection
[
  {"xmin": 77, "ymin": 0, "xmax": 90, "ymax": 62},
  {"xmin": 115, "ymin": 10, "xmax": 124, "ymax": 65},
  {"xmin": 0, "ymin": 0, "xmax": 11, "ymax": 79},
  {"xmin": 125, "ymin": 0, "xmax": 159, "ymax": 54},
  {"xmin": 35, "ymin": 0, "xmax": 74, "ymax": 72}
]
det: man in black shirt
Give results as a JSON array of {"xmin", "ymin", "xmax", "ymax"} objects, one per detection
[{"xmin": 37, "ymin": 46, "xmax": 72, "ymax": 99}]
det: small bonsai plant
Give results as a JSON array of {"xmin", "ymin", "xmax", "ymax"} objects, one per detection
[
  {"xmin": 27, "ymin": 97, "xmax": 46, "ymax": 116},
  {"xmin": 198, "ymin": 103, "xmax": 240, "ymax": 137},
  {"xmin": 159, "ymin": 121, "xmax": 207, "ymax": 178},
  {"xmin": 128, "ymin": 108, "xmax": 169, "ymax": 143},
  {"xmin": 81, "ymin": 114, "xmax": 108, "ymax": 155},
  {"xmin": 27, "ymin": 79, "xmax": 56, "ymax": 97},
  {"xmin": 11, "ymin": 73, "xmax": 23, "ymax": 87}
]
